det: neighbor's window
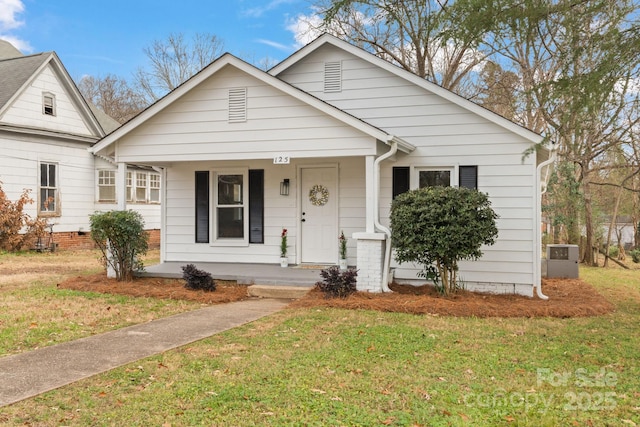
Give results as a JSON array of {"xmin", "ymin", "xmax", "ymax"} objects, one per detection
[
  {"xmin": 215, "ymin": 170, "xmax": 247, "ymax": 240},
  {"xmin": 418, "ymin": 168, "xmax": 452, "ymax": 188},
  {"xmin": 149, "ymin": 173, "xmax": 161, "ymax": 203},
  {"xmin": 97, "ymin": 170, "xmax": 116, "ymax": 202},
  {"xmin": 136, "ymin": 173, "xmax": 147, "ymax": 201},
  {"xmin": 43, "ymin": 93, "xmax": 56, "ymax": 116},
  {"xmin": 39, "ymin": 162, "xmax": 58, "ymax": 215}
]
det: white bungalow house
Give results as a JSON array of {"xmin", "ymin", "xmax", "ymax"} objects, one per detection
[
  {"xmin": 0, "ymin": 40, "xmax": 160, "ymax": 249},
  {"xmin": 90, "ymin": 34, "xmax": 553, "ymax": 297}
]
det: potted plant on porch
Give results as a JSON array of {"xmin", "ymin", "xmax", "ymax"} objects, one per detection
[
  {"xmin": 280, "ymin": 228, "xmax": 288, "ymax": 267},
  {"xmin": 338, "ymin": 230, "xmax": 347, "ymax": 270}
]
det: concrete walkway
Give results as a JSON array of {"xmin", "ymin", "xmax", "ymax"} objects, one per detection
[{"xmin": 0, "ymin": 298, "xmax": 288, "ymax": 407}]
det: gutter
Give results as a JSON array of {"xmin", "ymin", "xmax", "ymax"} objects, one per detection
[
  {"xmin": 373, "ymin": 138, "xmax": 399, "ymax": 292},
  {"xmin": 534, "ymin": 146, "xmax": 557, "ymax": 300}
]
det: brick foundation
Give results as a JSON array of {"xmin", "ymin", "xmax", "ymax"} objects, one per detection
[
  {"xmin": 353, "ymin": 232, "xmax": 387, "ymax": 292},
  {"xmin": 46, "ymin": 229, "xmax": 161, "ymax": 251}
]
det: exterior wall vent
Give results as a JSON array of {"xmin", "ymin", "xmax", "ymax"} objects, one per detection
[
  {"xmin": 324, "ymin": 61, "xmax": 342, "ymax": 93},
  {"xmin": 228, "ymin": 87, "xmax": 247, "ymax": 123}
]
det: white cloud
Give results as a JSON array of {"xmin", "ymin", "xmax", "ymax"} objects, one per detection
[
  {"xmin": 0, "ymin": 34, "xmax": 32, "ymax": 53},
  {"xmin": 255, "ymin": 38, "xmax": 292, "ymax": 52},
  {"xmin": 0, "ymin": 0, "xmax": 25, "ymax": 31},
  {"xmin": 243, "ymin": 0, "xmax": 297, "ymax": 18},
  {"xmin": 285, "ymin": 12, "xmax": 323, "ymax": 48}
]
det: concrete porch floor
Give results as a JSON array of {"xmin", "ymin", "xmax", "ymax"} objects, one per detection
[{"xmin": 138, "ymin": 262, "xmax": 332, "ymax": 298}]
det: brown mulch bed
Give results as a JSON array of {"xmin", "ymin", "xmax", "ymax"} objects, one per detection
[
  {"xmin": 58, "ymin": 274, "xmax": 615, "ymax": 318},
  {"xmin": 58, "ymin": 274, "xmax": 249, "ymax": 305}
]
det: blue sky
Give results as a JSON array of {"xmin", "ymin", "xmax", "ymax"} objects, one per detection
[{"xmin": 0, "ymin": 0, "xmax": 320, "ymax": 81}]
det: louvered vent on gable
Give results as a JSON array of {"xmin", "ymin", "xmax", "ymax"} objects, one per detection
[
  {"xmin": 228, "ymin": 88, "xmax": 247, "ymax": 123},
  {"xmin": 324, "ymin": 61, "xmax": 342, "ymax": 93}
]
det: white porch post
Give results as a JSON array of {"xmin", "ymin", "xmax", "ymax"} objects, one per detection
[
  {"xmin": 116, "ymin": 162, "xmax": 127, "ymax": 210},
  {"xmin": 352, "ymin": 155, "xmax": 388, "ymax": 292},
  {"xmin": 364, "ymin": 155, "xmax": 376, "ymax": 233}
]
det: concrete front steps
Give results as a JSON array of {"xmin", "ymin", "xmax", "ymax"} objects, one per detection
[{"xmin": 247, "ymin": 285, "xmax": 311, "ymax": 299}]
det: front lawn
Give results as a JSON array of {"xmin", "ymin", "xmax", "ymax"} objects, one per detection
[{"xmin": 2, "ymin": 264, "xmax": 638, "ymax": 426}]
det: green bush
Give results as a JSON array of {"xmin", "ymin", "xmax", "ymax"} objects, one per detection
[
  {"xmin": 390, "ymin": 186, "xmax": 498, "ymax": 295},
  {"xmin": 90, "ymin": 210, "xmax": 148, "ymax": 281},
  {"xmin": 629, "ymin": 249, "xmax": 640, "ymax": 264},
  {"xmin": 181, "ymin": 264, "xmax": 216, "ymax": 291},
  {"xmin": 608, "ymin": 246, "xmax": 619, "ymax": 259},
  {"xmin": 315, "ymin": 266, "xmax": 358, "ymax": 298}
]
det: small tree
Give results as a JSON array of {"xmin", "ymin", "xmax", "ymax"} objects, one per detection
[
  {"xmin": 90, "ymin": 210, "xmax": 148, "ymax": 281},
  {"xmin": 390, "ymin": 187, "xmax": 499, "ymax": 295},
  {"xmin": 0, "ymin": 182, "xmax": 46, "ymax": 251}
]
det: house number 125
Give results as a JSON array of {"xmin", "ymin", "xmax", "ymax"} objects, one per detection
[{"xmin": 273, "ymin": 155, "xmax": 290, "ymax": 164}]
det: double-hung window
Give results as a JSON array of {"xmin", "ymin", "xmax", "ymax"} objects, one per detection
[
  {"xmin": 392, "ymin": 165, "xmax": 478, "ymax": 198},
  {"xmin": 97, "ymin": 170, "xmax": 116, "ymax": 202},
  {"xmin": 43, "ymin": 92, "xmax": 56, "ymax": 116},
  {"xmin": 195, "ymin": 169, "xmax": 264, "ymax": 245},
  {"xmin": 215, "ymin": 170, "xmax": 247, "ymax": 241},
  {"xmin": 39, "ymin": 162, "xmax": 58, "ymax": 215}
]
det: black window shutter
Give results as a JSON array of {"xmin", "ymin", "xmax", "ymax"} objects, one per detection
[
  {"xmin": 195, "ymin": 171, "xmax": 210, "ymax": 243},
  {"xmin": 459, "ymin": 166, "xmax": 478, "ymax": 189},
  {"xmin": 249, "ymin": 169, "xmax": 264, "ymax": 244},
  {"xmin": 392, "ymin": 167, "xmax": 410, "ymax": 199}
]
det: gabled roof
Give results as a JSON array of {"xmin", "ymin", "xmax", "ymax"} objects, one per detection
[
  {"xmin": 90, "ymin": 53, "xmax": 414, "ymax": 156},
  {"xmin": 0, "ymin": 49, "xmax": 109, "ymax": 138},
  {"xmin": 270, "ymin": 34, "xmax": 544, "ymax": 146}
]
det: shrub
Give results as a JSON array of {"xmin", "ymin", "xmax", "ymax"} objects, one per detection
[
  {"xmin": 90, "ymin": 210, "xmax": 148, "ymax": 281},
  {"xmin": 630, "ymin": 249, "xmax": 640, "ymax": 264},
  {"xmin": 0, "ymin": 182, "xmax": 47, "ymax": 251},
  {"xmin": 181, "ymin": 264, "xmax": 216, "ymax": 291},
  {"xmin": 315, "ymin": 265, "xmax": 357, "ymax": 298},
  {"xmin": 390, "ymin": 186, "xmax": 498, "ymax": 295},
  {"xmin": 608, "ymin": 246, "xmax": 619, "ymax": 259}
]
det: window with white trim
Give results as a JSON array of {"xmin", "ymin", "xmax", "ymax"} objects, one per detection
[
  {"xmin": 39, "ymin": 162, "xmax": 58, "ymax": 215},
  {"xmin": 97, "ymin": 170, "xmax": 116, "ymax": 202},
  {"xmin": 214, "ymin": 169, "xmax": 248, "ymax": 242},
  {"xmin": 418, "ymin": 168, "xmax": 452, "ymax": 188},
  {"xmin": 98, "ymin": 170, "xmax": 160, "ymax": 204},
  {"xmin": 149, "ymin": 174, "xmax": 161, "ymax": 203},
  {"xmin": 43, "ymin": 92, "xmax": 56, "ymax": 116}
]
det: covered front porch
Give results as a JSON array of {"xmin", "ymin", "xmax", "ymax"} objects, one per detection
[{"xmin": 139, "ymin": 261, "xmax": 329, "ymax": 287}]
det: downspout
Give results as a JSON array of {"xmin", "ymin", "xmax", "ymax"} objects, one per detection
[
  {"xmin": 534, "ymin": 147, "xmax": 557, "ymax": 300},
  {"xmin": 373, "ymin": 139, "xmax": 398, "ymax": 293}
]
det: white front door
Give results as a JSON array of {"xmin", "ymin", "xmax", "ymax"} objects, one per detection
[{"xmin": 300, "ymin": 166, "xmax": 338, "ymax": 264}]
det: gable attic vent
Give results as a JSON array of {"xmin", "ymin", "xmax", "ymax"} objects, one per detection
[
  {"xmin": 228, "ymin": 87, "xmax": 247, "ymax": 123},
  {"xmin": 324, "ymin": 61, "xmax": 342, "ymax": 93}
]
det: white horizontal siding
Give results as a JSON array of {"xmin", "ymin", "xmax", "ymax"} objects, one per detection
[
  {"xmin": 277, "ymin": 45, "xmax": 539, "ymax": 288},
  {"xmin": 1, "ymin": 65, "xmax": 93, "ymax": 136},
  {"xmin": 116, "ymin": 66, "xmax": 377, "ymax": 164}
]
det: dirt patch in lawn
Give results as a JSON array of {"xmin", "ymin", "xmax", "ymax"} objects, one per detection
[
  {"xmin": 58, "ymin": 274, "xmax": 249, "ymax": 305},
  {"xmin": 58, "ymin": 274, "xmax": 614, "ymax": 318}
]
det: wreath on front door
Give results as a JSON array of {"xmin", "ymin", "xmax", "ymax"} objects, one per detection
[{"xmin": 309, "ymin": 184, "xmax": 329, "ymax": 206}]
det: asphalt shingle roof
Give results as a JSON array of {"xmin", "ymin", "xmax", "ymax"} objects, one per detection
[{"xmin": 0, "ymin": 53, "xmax": 50, "ymax": 111}]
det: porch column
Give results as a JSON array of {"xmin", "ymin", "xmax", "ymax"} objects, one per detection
[
  {"xmin": 364, "ymin": 155, "xmax": 375, "ymax": 233},
  {"xmin": 116, "ymin": 162, "xmax": 127, "ymax": 210},
  {"xmin": 353, "ymin": 232, "xmax": 386, "ymax": 292}
]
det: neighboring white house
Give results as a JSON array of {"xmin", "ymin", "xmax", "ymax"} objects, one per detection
[
  {"xmin": 0, "ymin": 40, "xmax": 160, "ymax": 249},
  {"xmin": 90, "ymin": 34, "xmax": 553, "ymax": 297}
]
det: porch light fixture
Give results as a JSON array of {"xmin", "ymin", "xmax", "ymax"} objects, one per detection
[{"xmin": 280, "ymin": 179, "xmax": 290, "ymax": 196}]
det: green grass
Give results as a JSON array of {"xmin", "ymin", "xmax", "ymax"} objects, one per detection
[
  {"xmin": 0, "ymin": 250, "xmax": 200, "ymax": 356},
  {"xmin": 2, "ymin": 266, "xmax": 639, "ymax": 426}
]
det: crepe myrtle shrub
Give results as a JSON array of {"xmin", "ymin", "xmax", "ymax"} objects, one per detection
[
  {"xmin": 390, "ymin": 186, "xmax": 498, "ymax": 296},
  {"xmin": 90, "ymin": 210, "xmax": 148, "ymax": 281},
  {"xmin": 181, "ymin": 264, "xmax": 216, "ymax": 291},
  {"xmin": 315, "ymin": 265, "xmax": 358, "ymax": 298}
]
